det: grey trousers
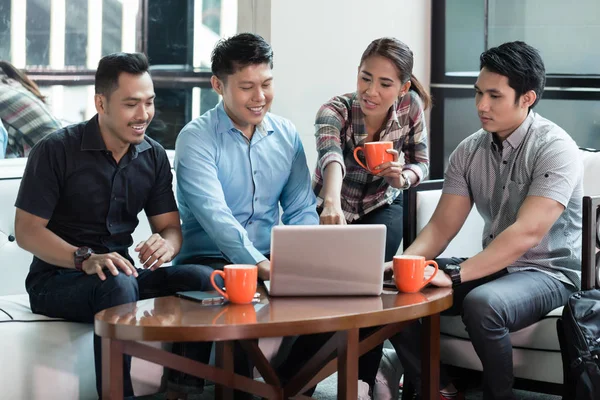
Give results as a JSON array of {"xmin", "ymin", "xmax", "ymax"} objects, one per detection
[{"xmin": 390, "ymin": 257, "xmax": 574, "ymax": 400}]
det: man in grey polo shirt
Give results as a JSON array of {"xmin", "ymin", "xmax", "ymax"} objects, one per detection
[{"xmin": 391, "ymin": 41, "xmax": 582, "ymax": 400}]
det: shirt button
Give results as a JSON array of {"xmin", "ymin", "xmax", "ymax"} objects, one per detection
[
  {"xmin": 248, "ymin": 221, "xmax": 253, "ymax": 225},
  {"xmin": 489, "ymin": 234, "xmax": 493, "ymax": 238},
  {"xmin": 109, "ymin": 223, "xmax": 113, "ymax": 227},
  {"xmin": 253, "ymin": 171, "xmax": 258, "ymax": 175},
  {"xmin": 502, "ymin": 161, "xmax": 508, "ymax": 165},
  {"xmin": 254, "ymin": 197, "xmax": 258, "ymax": 201}
]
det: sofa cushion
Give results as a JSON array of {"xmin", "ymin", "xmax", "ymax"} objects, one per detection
[
  {"xmin": 416, "ymin": 190, "xmax": 484, "ymax": 258},
  {"xmin": 440, "ymin": 306, "xmax": 563, "ymax": 351}
]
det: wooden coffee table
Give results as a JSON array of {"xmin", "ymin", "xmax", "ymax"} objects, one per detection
[{"xmin": 95, "ymin": 287, "xmax": 452, "ymax": 399}]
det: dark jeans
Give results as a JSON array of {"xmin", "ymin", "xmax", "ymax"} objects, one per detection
[
  {"xmin": 390, "ymin": 258, "xmax": 575, "ymax": 400},
  {"xmin": 26, "ymin": 264, "xmax": 217, "ymax": 397},
  {"xmin": 174, "ymin": 256, "xmax": 257, "ymax": 400},
  {"xmin": 352, "ymin": 194, "xmax": 403, "ymax": 263},
  {"xmin": 281, "ymin": 197, "xmax": 403, "ymax": 392}
]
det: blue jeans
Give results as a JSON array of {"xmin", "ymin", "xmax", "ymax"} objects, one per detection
[
  {"xmin": 26, "ymin": 264, "xmax": 217, "ymax": 397},
  {"xmin": 390, "ymin": 258, "xmax": 575, "ymax": 400}
]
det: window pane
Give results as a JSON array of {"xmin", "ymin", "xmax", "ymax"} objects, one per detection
[
  {"xmin": 445, "ymin": 0, "xmax": 485, "ymax": 75},
  {"xmin": 40, "ymin": 85, "xmax": 220, "ymax": 150},
  {"xmin": 65, "ymin": 0, "xmax": 88, "ymax": 66},
  {"xmin": 26, "ymin": 0, "xmax": 51, "ymax": 66},
  {"xmin": 102, "ymin": 0, "xmax": 122, "ymax": 56},
  {"xmin": 147, "ymin": 87, "xmax": 220, "ymax": 149},
  {"xmin": 0, "ymin": 0, "xmax": 10, "ymax": 60},
  {"xmin": 39, "ymin": 85, "xmax": 93, "ymax": 125},
  {"xmin": 443, "ymin": 96, "xmax": 480, "ymax": 171},
  {"xmin": 0, "ymin": 0, "xmax": 139, "ymax": 69},
  {"xmin": 202, "ymin": 0, "xmax": 222, "ymax": 35},
  {"xmin": 441, "ymin": 95, "xmax": 600, "ymax": 172},
  {"xmin": 488, "ymin": 0, "xmax": 600, "ymax": 75},
  {"xmin": 147, "ymin": 0, "xmax": 237, "ymax": 69},
  {"xmin": 534, "ymin": 98, "xmax": 600, "ymax": 149}
]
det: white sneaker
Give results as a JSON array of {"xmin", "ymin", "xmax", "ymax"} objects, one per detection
[{"xmin": 358, "ymin": 379, "xmax": 372, "ymax": 400}]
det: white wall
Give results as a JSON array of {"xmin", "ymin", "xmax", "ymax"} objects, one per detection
[{"xmin": 268, "ymin": 0, "xmax": 431, "ymax": 171}]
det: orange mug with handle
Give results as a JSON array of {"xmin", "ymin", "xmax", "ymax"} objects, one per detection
[
  {"xmin": 353, "ymin": 141, "xmax": 394, "ymax": 173},
  {"xmin": 210, "ymin": 264, "xmax": 258, "ymax": 304},
  {"xmin": 393, "ymin": 255, "xmax": 439, "ymax": 293}
]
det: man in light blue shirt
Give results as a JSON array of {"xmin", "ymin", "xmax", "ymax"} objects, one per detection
[
  {"xmin": 174, "ymin": 33, "xmax": 318, "ymax": 281},
  {"xmin": 0, "ymin": 122, "xmax": 7, "ymax": 158}
]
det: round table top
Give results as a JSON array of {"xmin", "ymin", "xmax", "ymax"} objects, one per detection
[{"xmin": 95, "ymin": 287, "xmax": 453, "ymax": 342}]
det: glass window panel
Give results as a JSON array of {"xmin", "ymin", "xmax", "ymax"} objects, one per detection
[
  {"xmin": 39, "ymin": 85, "xmax": 93, "ymax": 125},
  {"xmin": 38, "ymin": 85, "xmax": 220, "ymax": 150},
  {"xmin": 488, "ymin": 0, "xmax": 600, "ymax": 75},
  {"xmin": 26, "ymin": 0, "xmax": 51, "ymax": 66},
  {"xmin": 202, "ymin": 0, "xmax": 222, "ymax": 35},
  {"xmin": 148, "ymin": 0, "xmax": 192, "ymax": 66},
  {"xmin": 441, "ymin": 94, "xmax": 600, "ymax": 172},
  {"xmin": 147, "ymin": 87, "xmax": 220, "ymax": 149},
  {"xmin": 102, "ymin": 0, "xmax": 123, "ymax": 56},
  {"xmin": 0, "ymin": 0, "xmax": 10, "ymax": 60},
  {"xmin": 65, "ymin": 0, "xmax": 88, "ymax": 67},
  {"xmin": 445, "ymin": 0, "xmax": 485, "ymax": 75},
  {"xmin": 534, "ymin": 98, "xmax": 600, "ymax": 149},
  {"xmin": 443, "ymin": 96, "xmax": 481, "ymax": 171}
]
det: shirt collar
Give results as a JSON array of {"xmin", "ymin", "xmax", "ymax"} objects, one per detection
[
  {"xmin": 216, "ymin": 101, "xmax": 274, "ymax": 139},
  {"xmin": 504, "ymin": 110, "xmax": 534, "ymax": 149},
  {"xmin": 81, "ymin": 114, "xmax": 152, "ymax": 156}
]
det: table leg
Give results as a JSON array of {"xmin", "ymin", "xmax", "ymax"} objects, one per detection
[
  {"xmin": 101, "ymin": 337, "xmax": 124, "ymax": 400},
  {"xmin": 422, "ymin": 313, "xmax": 441, "ymax": 400},
  {"xmin": 215, "ymin": 341, "xmax": 235, "ymax": 400},
  {"xmin": 337, "ymin": 328, "xmax": 359, "ymax": 400}
]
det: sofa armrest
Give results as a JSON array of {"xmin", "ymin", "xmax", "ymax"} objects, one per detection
[
  {"xmin": 403, "ymin": 179, "xmax": 444, "ymax": 250},
  {"xmin": 582, "ymin": 195, "xmax": 600, "ymax": 290}
]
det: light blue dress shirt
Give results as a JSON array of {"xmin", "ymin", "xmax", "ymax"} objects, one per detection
[
  {"xmin": 173, "ymin": 102, "xmax": 318, "ymax": 265},
  {"xmin": 0, "ymin": 121, "xmax": 7, "ymax": 159}
]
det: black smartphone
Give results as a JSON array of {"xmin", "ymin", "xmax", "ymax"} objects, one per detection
[
  {"xmin": 176, "ymin": 291, "xmax": 225, "ymax": 305},
  {"xmin": 383, "ymin": 279, "xmax": 397, "ymax": 290}
]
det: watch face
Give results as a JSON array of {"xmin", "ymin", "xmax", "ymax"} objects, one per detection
[{"xmin": 75, "ymin": 247, "xmax": 92, "ymax": 257}]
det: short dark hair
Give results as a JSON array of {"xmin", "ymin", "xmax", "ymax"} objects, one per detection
[
  {"xmin": 480, "ymin": 41, "xmax": 546, "ymax": 108},
  {"xmin": 95, "ymin": 52, "xmax": 150, "ymax": 98},
  {"xmin": 211, "ymin": 33, "xmax": 273, "ymax": 81}
]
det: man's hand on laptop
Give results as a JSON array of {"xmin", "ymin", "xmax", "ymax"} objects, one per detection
[{"xmin": 257, "ymin": 260, "xmax": 271, "ymax": 281}]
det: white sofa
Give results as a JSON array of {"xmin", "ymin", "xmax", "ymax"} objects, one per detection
[
  {"xmin": 0, "ymin": 156, "xmax": 169, "ymax": 399},
  {"xmin": 402, "ymin": 148, "xmax": 600, "ymax": 392}
]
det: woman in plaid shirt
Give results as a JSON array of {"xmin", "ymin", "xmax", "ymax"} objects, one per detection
[
  {"xmin": 0, "ymin": 61, "xmax": 62, "ymax": 158},
  {"xmin": 313, "ymin": 37, "xmax": 430, "ymax": 262}
]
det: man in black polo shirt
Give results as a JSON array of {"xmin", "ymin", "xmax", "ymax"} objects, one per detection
[{"xmin": 14, "ymin": 52, "xmax": 215, "ymax": 398}]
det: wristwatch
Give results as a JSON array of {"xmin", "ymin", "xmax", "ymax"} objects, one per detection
[
  {"xmin": 445, "ymin": 264, "xmax": 462, "ymax": 287},
  {"xmin": 74, "ymin": 246, "xmax": 94, "ymax": 271},
  {"xmin": 400, "ymin": 171, "xmax": 411, "ymax": 190}
]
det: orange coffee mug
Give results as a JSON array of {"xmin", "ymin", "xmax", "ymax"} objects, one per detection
[
  {"xmin": 393, "ymin": 255, "xmax": 438, "ymax": 293},
  {"xmin": 353, "ymin": 141, "xmax": 394, "ymax": 173},
  {"xmin": 212, "ymin": 303, "xmax": 257, "ymax": 325},
  {"xmin": 210, "ymin": 264, "xmax": 258, "ymax": 304}
]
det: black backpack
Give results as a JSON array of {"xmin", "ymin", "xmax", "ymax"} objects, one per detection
[{"xmin": 557, "ymin": 289, "xmax": 600, "ymax": 400}]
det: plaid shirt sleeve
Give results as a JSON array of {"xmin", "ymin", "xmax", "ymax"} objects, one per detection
[
  {"xmin": 315, "ymin": 96, "xmax": 352, "ymax": 178},
  {"xmin": 401, "ymin": 93, "xmax": 429, "ymax": 183}
]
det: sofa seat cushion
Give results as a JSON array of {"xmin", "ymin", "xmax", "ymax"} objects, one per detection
[
  {"xmin": 440, "ymin": 306, "xmax": 563, "ymax": 351},
  {"xmin": 0, "ymin": 294, "xmax": 63, "ymax": 321}
]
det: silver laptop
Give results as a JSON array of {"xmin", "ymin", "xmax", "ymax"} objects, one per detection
[{"xmin": 265, "ymin": 225, "xmax": 386, "ymax": 296}]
